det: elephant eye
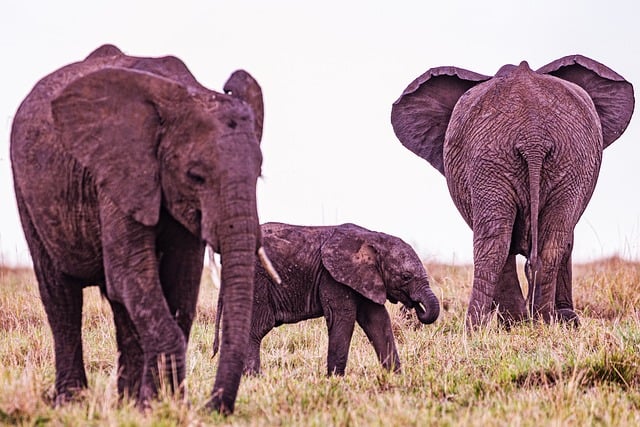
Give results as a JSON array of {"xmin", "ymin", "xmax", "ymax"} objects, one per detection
[
  {"xmin": 401, "ymin": 272, "xmax": 413, "ymax": 282},
  {"xmin": 186, "ymin": 169, "xmax": 206, "ymax": 185}
]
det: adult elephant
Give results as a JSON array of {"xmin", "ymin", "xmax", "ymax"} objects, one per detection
[
  {"xmin": 11, "ymin": 44, "xmax": 278, "ymax": 414},
  {"xmin": 391, "ymin": 55, "xmax": 634, "ymax": 329}
]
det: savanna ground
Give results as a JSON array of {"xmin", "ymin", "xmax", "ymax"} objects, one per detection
[{"xmin": 1, "ymin": 257, "xmax": 639, "ymax": 426}]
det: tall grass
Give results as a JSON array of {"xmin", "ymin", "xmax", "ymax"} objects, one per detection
[{"xmin": 1, "ymin": 259, "xmax": 639, "ymax": 426}]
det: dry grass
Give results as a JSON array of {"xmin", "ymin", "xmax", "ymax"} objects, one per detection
[{"xmin": 1, "ymin": 259, "xmax": 639, "ymax": 426}]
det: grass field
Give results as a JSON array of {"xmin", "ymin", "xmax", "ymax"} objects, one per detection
[{"xmin": 1, "ymin": 258, "xmax": 639, "ymax": 426}]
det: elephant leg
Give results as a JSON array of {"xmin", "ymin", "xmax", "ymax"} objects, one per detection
[
  {"xmin": 320, "ymin": 283, "xmax": 357, "ymax": 376},
  {"xmin": 527, "ymin": 229, "xmax": 568, "ymax": 323},
  {"xmin": 493, "ymin": 254, "xmax": 527, "ymax": 328},
  {"xmin": 157, "ymin": 215, "xmax": 206, "ymax": 344},
  {"xmin": 243, "ymin": 334, "xmax": 264, "ymax": 376},
  {"xmin": 243, "ymin": 298, "xmax": 275, "ymax": 375},
  {"xmin": 356, "ymin": 300, "xmax": 401, "ymax": 372},
  {"xmin": 36, "ymin": 268, "xmax": 87, "ymax": 405},
  {"xmin": 554, "ymin": 237, "xmax": 579, "ymax": 326},
  {"xmin": 109, "ymin": 299, "xmax": 144, "ymax": 399},
  {"xmin": 467, "ymin": 208, "xmax": 515, "ymax": 329},
  {"xmin": 16, "ymin": 193, "xmax": 87, "ymax": 404},
  {"xmin": 100, "ymin": 202, "xmax": 186, "ymax": 402}
]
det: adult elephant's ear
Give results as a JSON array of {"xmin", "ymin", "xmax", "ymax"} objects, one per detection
[
  {"xmin": 224, "ymin": 70, "xmax": 264, "ymax": 142},
  {"xmin": 538, "ymin": 55, "xmax": 635, "ymax": 148},
  {"xmin": 320, "ymin": 224, "xmax": 386, "ymax": 305},
  {"xmin": 391, "ymin": 66, "xmax": 490, "ymax": 174},
  {"xmin": 52, "ymin": 68, "xmax": 189, "ymax": 226}
]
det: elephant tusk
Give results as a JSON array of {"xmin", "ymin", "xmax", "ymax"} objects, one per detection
[
  {"xmin": 258, "ymin": 246, "xmax": 282, "ymax": 284},
  {"xmin": 417, "ymin": 302, "xmax": 427, "ymax": 313}
]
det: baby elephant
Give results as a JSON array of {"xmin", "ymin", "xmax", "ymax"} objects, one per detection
[{"xmin": 216, "ymin": 222, "xmax": 441, "ymax": 376}]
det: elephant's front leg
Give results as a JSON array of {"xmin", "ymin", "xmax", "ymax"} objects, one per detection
[
  {"xmin": 100, "ymin": 202, "xmax": 187, "ymax": 402},
  {"xmin": 320, "ymin": 283, "xmax": 357, "ymax": 375},
  {"xmin": 109, "ymin": 300, "xmax": 144, "ymax": 399},
  {"xmin": 493, "ymin": 254, "xmax": 527, "ymax": 328},
  {"xmin": 356, "ymin": 300, "xmax": 401, "ymax": 372}
]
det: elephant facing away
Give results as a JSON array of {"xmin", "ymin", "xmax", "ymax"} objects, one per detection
[
  {"xmin": 11, "ymin": 44, "xmax": 279, "ymax": 414},
  {"xmin": 391, "ymin": 55, "xmax": 634, "ymax": 329},
  {"xmin": 214, "ymin": 222, "xmax": 440, "ymax": 376}
]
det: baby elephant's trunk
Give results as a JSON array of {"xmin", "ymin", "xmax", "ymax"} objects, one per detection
[{"xmin": 412, "ymin": 282, "xmax": 440, "ymax": 324}]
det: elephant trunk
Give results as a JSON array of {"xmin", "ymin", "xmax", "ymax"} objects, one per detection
[
  {"xmin": 205, "ymin": 183, "xmax": 260, "ymax": 415},
  {"xmin": 411, "ymin": 280, "xmax": 440, "ymax": 324}
]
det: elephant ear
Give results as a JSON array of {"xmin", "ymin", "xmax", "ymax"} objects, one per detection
[
  {"xmin": 391, "ymin": 66, "xmax": 491, "ymax": 174},
  {"xmin": 537, "ymin": 55, "xmax": 635, "ymax": 148},
  {"xmin": 320, "ymin": 224, "xmax": 386, "ymax": 305},
  {"xmin": 51, "ymin": 67, "xmax": 189, "ymax": 226},
  {"xmin": 224, "ymin": 70, "xmax": 264, "ymax": 142}
]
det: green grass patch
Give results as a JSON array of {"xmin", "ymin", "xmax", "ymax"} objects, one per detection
[{"xmin": 1, "ymin": 260, "xmax": 640, "ymax": 425}]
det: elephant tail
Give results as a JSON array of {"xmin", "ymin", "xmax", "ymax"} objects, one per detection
[
  {"xmin": 516, "ymin": 140, "xmax": 551, "ymax": 280},
  {"xmin": 212, "ymin": 285, "xmax": 224, "ymax": 358}
]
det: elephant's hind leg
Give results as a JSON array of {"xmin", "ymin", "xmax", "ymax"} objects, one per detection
[
  {"xmin": 37, "ymin": 269, "xmax": 87, "ymax": 405},
  {"xmin": 467, "ymin": 211, "xmax": 515, "ymax": 329},
  {"xmin": 554, "ymin": 238, "xmax": 579, "ymax": 326},
  {"xmin": 17, "ymin": 206, "xmax": 87, "ymax": 403},
  {"xmin": 493, "ymin": 254, "xmax": 527, "ymax": 328},
  {"xmin": 527, "ymin": 229, "xmax": 570, "ymax": 324},
  {"xmin": 157, "ymin": 216, "xmax": 206, "ymax": 343}
]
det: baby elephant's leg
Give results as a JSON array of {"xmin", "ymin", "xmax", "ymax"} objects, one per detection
[
  {"xmin": 320, "ymin": 284, "xmax": 358, "ymax": 376},
  {"xmin": 244, "ymin": 305, "xmax": 275, "ymax": 375},
  {"xmin": 356, "ymin": 300, "xmax": 401, "ymax": 372}
]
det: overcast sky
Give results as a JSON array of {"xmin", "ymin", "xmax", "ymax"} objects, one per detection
[{"xmin": 1, "ymin": 0, "xmax": 639, "ymax": 266}]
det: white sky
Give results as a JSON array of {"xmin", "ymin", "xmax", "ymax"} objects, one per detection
[{"xmin": 1, "ymin": 0, "xmax": 639, "ymax": 266}]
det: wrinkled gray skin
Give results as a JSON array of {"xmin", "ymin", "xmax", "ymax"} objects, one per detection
[
  {"xmin": 215, "ymin": 222, "xmax": 440, "ymax": 376},
  {"xmin": 391, "ymin": 55, "xmax": 634, "ymax": 329},
  {"xmin": 11, "ymin": 44, "xmax": 267, "ymax": 414}
]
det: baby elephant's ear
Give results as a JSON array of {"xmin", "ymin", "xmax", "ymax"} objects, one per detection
[
  {"xmin": 391, "ymin": 66, "xmax": 490, "ymax": 174},
  {"xmin": 537, "ymin": 55, "xmax": 635, "ymax": 148},
  {"xmin": 320, "ymin": 225, "xmax": 386, "ymax": 305}
]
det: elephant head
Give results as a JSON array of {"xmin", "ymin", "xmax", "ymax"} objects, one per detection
[
  {"xmin": 320, "ymin": 224, "xmax": 440, "ymax": 324},
  {"xmin": 50, "ymin": 64, "xmax": 273, "ymax": 413}
]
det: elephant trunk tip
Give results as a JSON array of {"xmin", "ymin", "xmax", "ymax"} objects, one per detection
[{"xmin": 415, "ymin": 300, "xmax": 440, "ymax": 325}]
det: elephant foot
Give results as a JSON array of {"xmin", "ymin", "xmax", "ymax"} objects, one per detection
[
  {"xmin": 52, "ymin": 385, "xmax": 86, "ymax": 407},
  {"xmin": 207, "ymin": 390, "xmax": 234, "ymax": 416},
  {"xmin": 242, "ymin": 365, "xmax": 261, "ymax": 376},
  {"xmin": 555, "ymin": 308, "xmax": 580, "ymax": 327},
  {"xmin": 496, "ymin": 309, "xmax": 528, "ymax": 330},
  {"xmin": 465, "ymin": 308, "xmax": 494, "ymax": 331},
  {"xmin": 52, "ymin": 376, "xmax": 88, "ymax": 406},
  {"xmin": 137, "ymin": 351, "xmax": 186, "ymax": 404}
]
